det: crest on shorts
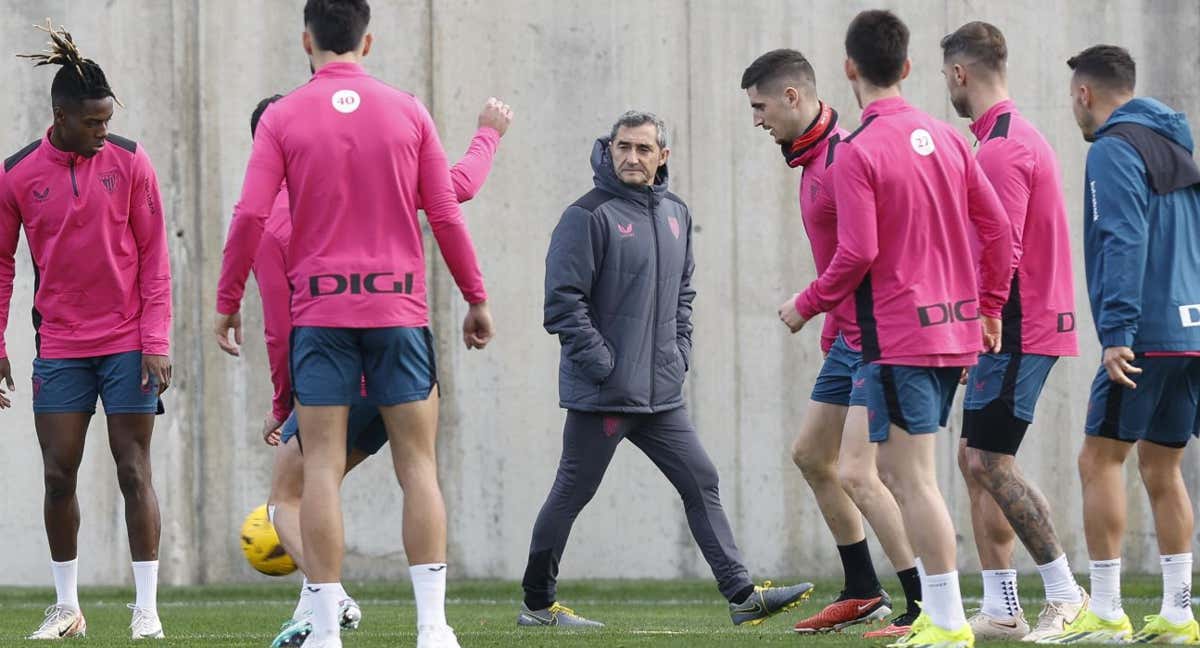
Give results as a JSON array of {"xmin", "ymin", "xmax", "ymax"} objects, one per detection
[
  {"xmin": 668, "ymin": 215, "xmax": 680, "ymax": 239},
  {"xmin": 99, "ymin": 169, "xmax": 120, "ymax": 194}
]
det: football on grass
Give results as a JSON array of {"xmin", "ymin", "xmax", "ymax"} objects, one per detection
[{"xmin": 240, "ymin": 504, "xmax": 297, "ymax": 576}]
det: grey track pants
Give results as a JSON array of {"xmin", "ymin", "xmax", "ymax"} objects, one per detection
[{"xmin": 521, "ymin": 407, "xmax": 752, "ymax": 609}]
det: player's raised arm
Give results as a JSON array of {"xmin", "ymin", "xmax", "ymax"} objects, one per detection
[
  {"xmin": 413, "ymin": 100, "xmax": 493, "ymax": 349},
  {"xmin": 447, "ymin": 98, "xmax": 511, "ymax": 203}
]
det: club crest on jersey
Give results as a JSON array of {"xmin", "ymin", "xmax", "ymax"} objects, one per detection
[
  {"xmin": 332, "ymin": 89, "xmax": 361, "ymax": 114},
  {"xmin": 32, "ymin": 186, "xmax": 50, "ymax": 202},
  {"xmin": 99, "ymin": 169, "xmax": 120, "ymax": 194},
  {"xmin": 668, "ymin": 215, "xmax": 680, "ymax": 239},
  {"xmin": 910, "ymin": 129, "xmax": 935, "ymax": 156}
]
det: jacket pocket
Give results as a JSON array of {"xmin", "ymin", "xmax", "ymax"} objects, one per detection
[{"xmin": 576, "ymin": 338, "xmax": 615, "ymax": 384}]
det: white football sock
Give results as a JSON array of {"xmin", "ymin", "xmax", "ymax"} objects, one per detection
[
  {"xmin": 915, "ymin": 557, "xmax": 928, "ymax": 603},
  {"xmin": 51, "ymin": 558, "xmax": 79, "ymax": 610},
  {"xmin": 1160, "ymin": 553, "xmax": 1194, "ymax": 625},
  {"xmin": 924, "ymin": 570, "xmax": 967, "ymax": 631},
  {"xmin": 132, "ymin": 561, "xmax": 158, "ymax": 612},
  {"xmin": 411, "ymin": 563, "xmax": 448, "ymax": 627},
  {"xmin": 293, "ymin": 578, "xmax": 313, "ymax": 620},
  {"xmin": 981, "ymin": 569, "xmax": 1020, "ymax": 618},
  {"xmin": 1038, "ymin": 554, "xmax": 1082, "ymax": 603},
  {"xmin": 1089, "ymin": 558, "xmax": 1124, "ymax": 622},
  {"xmin": 308, "ymin": 582, "xmax": 341, "ymax": 639}
]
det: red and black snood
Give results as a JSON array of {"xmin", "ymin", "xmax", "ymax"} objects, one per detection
[{"xmin": 781, "ymin": 102, "xmax": 838, "ymax": 168}]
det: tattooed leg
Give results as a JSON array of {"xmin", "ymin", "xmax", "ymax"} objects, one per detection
[{"xmin": 965, "ymin": 448, "xmax": 1064, "ymax": 565}]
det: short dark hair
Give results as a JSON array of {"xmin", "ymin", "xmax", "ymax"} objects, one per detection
[
  {"xmin": 845, "ymin": 9, "xmax": 909, "ymax": 87},
  {"xmin": 1067, "ymin": 45, "xmax": 1136, "ymax": 92},
  {"xmin": 941, "ymin": 21, "xmax": 1007, "ymax": 73},
  {"xmin": 18, "ymin": 21, "xmax": 117, "ymax": 109},
  {"xmin": 740, "ymin": 49, "xmax": 816, "ymax": 92},
  {"xmin": 610, "ymin": 110, "xmax": 667, "ymax": 149},
  {"xmin": 250, "ymin": 95, "xmax": 284, "ymax": 139},
  {"xmin": 303, "ymin": 0, "xmax": 371, "ymax": 55}
]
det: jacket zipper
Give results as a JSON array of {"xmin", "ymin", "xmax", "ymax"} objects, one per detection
[
  {"xmin": 648, "ymin": 189, "xmax": 659, "ymax": 408},
  {"xmin": 69, "ymin": 158, "xmax": 79, "ymax": 197}
]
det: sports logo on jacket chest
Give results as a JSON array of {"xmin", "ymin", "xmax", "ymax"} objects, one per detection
[
  {"xmin": 668, "ymin": 215, "xmax": 680, "ymax": 239},
  {"xmin": 617, "ymin": 222, "xmax": 634, "ymax": 238},
  {"xmin": 99, "ymin": 168, "xmax": 120, "ymax": 194},
  {"xmin": 32, "ymin": 186, "xmax": 50, "ymax": 202}
]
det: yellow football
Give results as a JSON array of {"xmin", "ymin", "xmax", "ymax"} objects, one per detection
[{"xmin": 239, "ymin": 504, "xmax": 297, "ymax": 577}]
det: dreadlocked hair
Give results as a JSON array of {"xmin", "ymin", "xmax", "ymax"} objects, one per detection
[{"xmin": 17, "ymin": 18, "xmax": 120, "ymax": 108}]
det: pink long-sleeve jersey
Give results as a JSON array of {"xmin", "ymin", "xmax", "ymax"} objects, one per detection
[
  {"xmin": 971, "ymin": 100, "xmax": 1078, "ymax": 357},
  {"xmin": 217, "ymin": 62, "xmax": 487, "ymax": 328},
  {"xmin": 253, "ymin": 127, "xmax": 500, "ymax": 422},
  {"xmin": 797, "ymin": 96, "xmax": 1012, "ymax": 367},
  {"xmin": 795, "ymin": 125, "xmax": 857, "ymax": 354},
  {"xmin": 0, "ymin": 130, "xmax": 171, "ymax": 359}
]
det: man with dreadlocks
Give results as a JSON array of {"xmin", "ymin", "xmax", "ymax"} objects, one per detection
[{"xmin": 0, "ymin": 21, "xmax": 172, "ymax": 640}]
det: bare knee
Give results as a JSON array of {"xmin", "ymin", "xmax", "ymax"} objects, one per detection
[
  {"xmin": 1137, "ymin": 449, "xmax": 1180, "ymax": 497},
  {"xmin": 875, "ymin": 462, "xmax": 902, "ymax": 500},
  {"xmin": 1077, "ymin": 443, "xmax": 1117, "ymax": 483},
  {"xmin": 268, "ymin": 482, "xmax": 302, "ymax": 509},
  {"xmin": 792, "ymin": 439, "xmax": 838, "ymax": 486},
  {"xmin": 43, "ymin": 463, "xmax": 78, "ymax": 500},
  {"xmin": 393, "ymin": 452, "xmax": 439, "ymax": 490},
  {"xmin": 837, "ymin": 461, "xmax": 875, "ymax": 501},
  {"xmin": 956, "ymin": 442, "xmax": 977, "ymax": 485},
  {"xmin": 115, "ymin": 458, "xmax": 152, "ymax": 497},
  {"xmin": 965, "ymin": 449, "xmax": 1011, "ymax": 491}
]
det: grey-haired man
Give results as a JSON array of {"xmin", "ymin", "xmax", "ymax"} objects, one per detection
[{"xmin": 516, "ymin": 110, "xmax": 813, "ymax": 628}]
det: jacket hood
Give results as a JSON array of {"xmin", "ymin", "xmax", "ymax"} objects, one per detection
[{"xmin": 1099, "ymin": 97, "xmax": 1194, "ymax": 153}]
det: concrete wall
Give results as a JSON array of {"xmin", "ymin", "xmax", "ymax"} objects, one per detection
[{"xmin": 0, "ymin": 0, "xmax": 1196, "ymax": 586}]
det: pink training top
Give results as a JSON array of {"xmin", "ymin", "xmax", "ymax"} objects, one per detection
[
  {"xmin": 970, "ymin": 100, "xmax": 1079, "ymax": 357},
  {"xmin": 796, "ymin": 125, "xmax": 857, "ymax": 353},
  {"xmin": 797, "ymin": 96, "xmax": 1012, "ymax": 366},
  {"xmin": 0, "ymin": 130, "xmax": 171, "ymax": 360},
  {"xmin": 217, "ymin": 62, "xmax": 488, "ymax": 328},
  {"xmin": 253, "ymin": 127, "xmax": 500, "ymax": 422}
]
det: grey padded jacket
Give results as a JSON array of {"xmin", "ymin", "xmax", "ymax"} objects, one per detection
[{"xmin": 543, "ymin": 138, "xmax": 695, "ymax": 413}]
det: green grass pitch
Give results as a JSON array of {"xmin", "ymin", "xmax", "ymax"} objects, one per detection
[{"xmin": 0, "ymin": 575, "xmax": 1169, "ymax": 646}]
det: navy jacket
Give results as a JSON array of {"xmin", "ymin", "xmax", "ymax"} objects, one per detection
[
  {"xmin": 1083, "ymin": 97, "xmax": 1200, "ymax": 352},
  {"xmin": 544, "ymin": 138, "xmax": 695, "ymax": 413}
]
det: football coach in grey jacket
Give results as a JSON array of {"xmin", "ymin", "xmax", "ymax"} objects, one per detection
[{"xmin": 517, "ymin": 111, "xmax": 813, "ymax": 628}]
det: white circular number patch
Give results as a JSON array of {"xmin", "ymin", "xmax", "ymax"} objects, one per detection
[
  {"xmin": 332, "ymin": 89, "xmax": 361, "ymax": 114},
  {"xmin": 910, "ymin": 129, "xmax": 935, "ymax": 156}
]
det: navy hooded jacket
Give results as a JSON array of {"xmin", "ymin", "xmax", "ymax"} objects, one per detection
[{"xmin": 1083, "ymin": 97, "xmax": 1200, "ymax": 352}]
